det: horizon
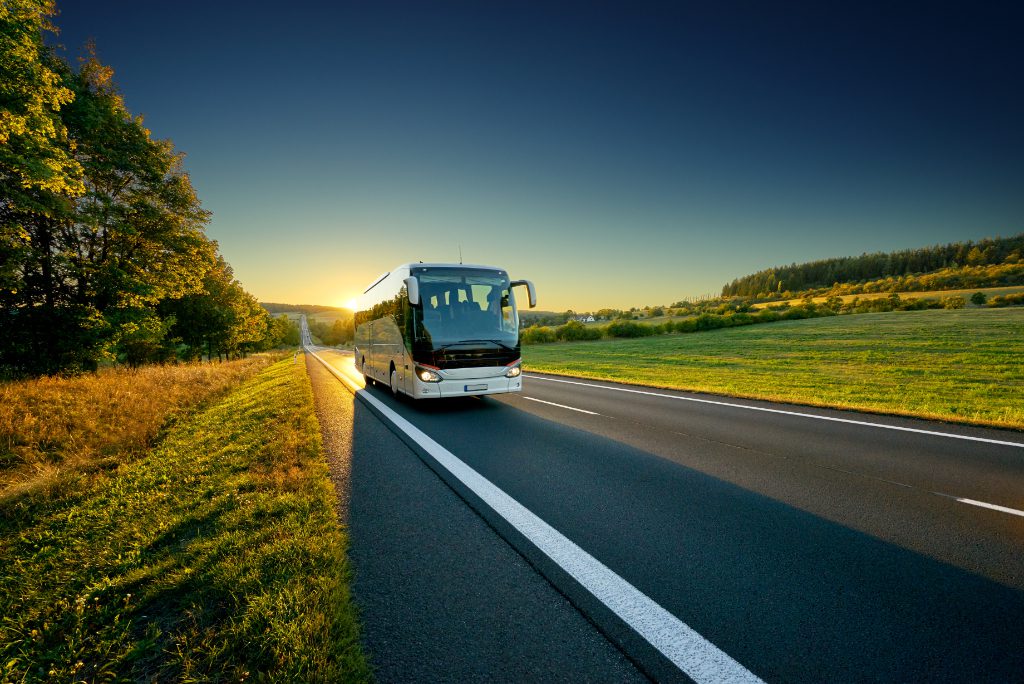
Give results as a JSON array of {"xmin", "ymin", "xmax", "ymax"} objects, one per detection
[{"xmin": 51, "ymin": 2, "xmax": 1024, "ymax": 311}]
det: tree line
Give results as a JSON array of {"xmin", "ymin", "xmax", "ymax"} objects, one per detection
[
  {"xmin": 1, "ymin": 1, "xmax": 290, "ymax": 376},
  {"xmin": 721, "ymin": 234, "xmax": 1024, "ymax": 298},
  {"xmin": 306, "ymin": 317, "xmax": 354, "ymax": 346}
]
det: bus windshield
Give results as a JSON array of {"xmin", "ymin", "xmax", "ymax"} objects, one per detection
[{"xmin": 413, "ymin": 269, "xmax": 518, "ymax": 347}]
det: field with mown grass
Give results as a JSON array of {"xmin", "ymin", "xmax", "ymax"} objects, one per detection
[
  {"xmin": 0, "ymin": 357, "xmax": 370, "ymax": 681},
  {"xmin": 524, "ymin": 308, "xmax": 1024, "ymax": 430}
]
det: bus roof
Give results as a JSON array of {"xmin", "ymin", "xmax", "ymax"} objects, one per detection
[{"xmin": 398, "ymin": 263, "xmax": 506, "ymax": 272}]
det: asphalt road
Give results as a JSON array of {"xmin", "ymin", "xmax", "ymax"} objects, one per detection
[{"xmin": 307, "ymin": 343, "xmax": 1024, "ymax": 682}]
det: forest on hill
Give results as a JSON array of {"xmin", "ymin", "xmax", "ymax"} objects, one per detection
[
  {"xmin": 721, "ymin": 234, "xmax": 1024, "ymax": 298},
  {"xmin": 1, "ymin": 2, "xmax": 289, "ymax": 376}
]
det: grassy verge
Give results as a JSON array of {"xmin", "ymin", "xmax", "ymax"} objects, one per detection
[
  {"xmin": 0, "ymin": 358, "xmax": 371, "ymax": 682},
  {"xmin": 524, "ymin": 308, "xmax": 1024, "ymax": 430}
]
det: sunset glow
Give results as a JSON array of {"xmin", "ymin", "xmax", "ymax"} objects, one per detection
[{"xmin": 51, "ymin": 3, "xmax": 1024, "ymax": 311}]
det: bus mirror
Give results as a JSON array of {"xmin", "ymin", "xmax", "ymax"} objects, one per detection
[
  {"xmin": 511, "ymin": 279, "xmax": 537, "ymax": 308},
  {"xmin": 404, "ymin": 277, "xmax": 420, "ymax": 306}
]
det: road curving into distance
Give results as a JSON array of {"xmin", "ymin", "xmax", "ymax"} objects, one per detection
[{"xmin": 304, "ymin": 333, "xmax": 1023, "ymax": 683}]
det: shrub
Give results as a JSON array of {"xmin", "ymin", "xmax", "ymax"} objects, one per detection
[
  {"xmin": 897, "ymin": 298, "xmax": 934, "ymax": 311},
  {"xmin": 781, "ymin": 306, "xmax": 814, "ymax": 320},
  {"xmin": 728, "ymin": 312, "xmax": 756, "ymax": 326},
  {"xmin": 987, "ymin": 293, "xmax": 1024, "ymax": 308},
  {"xmin": 971, "ymin": 292, "xmax": 987, "ymax": 306},
  {"xmin": 942, "ymin": 295, "xmax": 966, "ymax": 309},
  {"xmin": 673, "ymin": 318, "xmax": 697, "ymax": 333},
  {"xmin": 691, "ymin": 313, "xmax": 725, "ymax": 330},
  {"xmin": 605, "ymin": 320, "xmax": 658, "ymax": 338},
  {"xmin": 520, "ymin": 326, "xmax": 557, "ymax": 344},
  {"xmin": 555, "ymin": 320, "xmax": 603, "ymax": 341}
]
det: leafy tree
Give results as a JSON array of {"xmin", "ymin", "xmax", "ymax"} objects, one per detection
[
  {"xmin": 970, "ymin": 292, "xmax": 987, "ymax": 306},
  {"xmin": 1, "ymin": 38, "xmax": 222, "ymax": 374},
  {"xmin": 267, "ymin": 314, "xmax": 300, "ymax": 346},
  {"xmin": 0, "ymin": 23, "xmax": 294, "ymax": 376},
  {"xmin": 0, "ymin": 0, "xmax": 83, "ymax": 199},
  {"xmin": 307, "ymin": 317, "xmax": 352, "ymax": 346},
  {"xmin": 162, "ymin": 257, "xmax": 267, "ymax": 361}
]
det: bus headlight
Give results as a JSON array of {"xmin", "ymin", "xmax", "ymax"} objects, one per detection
[
  {"xmin": 416, "ymin": 367, "xmax": 441, "ymax": 383},
  {"xmin": 505, "ymin": 365, "xmax": 522, "ymax": 378}
]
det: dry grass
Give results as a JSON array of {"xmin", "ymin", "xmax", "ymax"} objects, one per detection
[
  {"xmin": 0, "ymin": 356, "xmax": 281, "ymax": 498},
  {"xmin": 0, "ymin": 357, "xmax": 370, "ymax": 681}
]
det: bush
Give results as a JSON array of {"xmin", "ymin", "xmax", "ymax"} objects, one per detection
[
  {"xmin": 942, "ymin": 295, "xmax": 966, "ymax": 310},
  {"xmin": 728, "ymin": 312, "xmax": 757, "ymax": 326},
  {"xmin": 520, "ymin": 325, "xmax": 557, "ymax": 344},
  {"xmin": 605, "ymin": 320, "xmax": 658, "ymax": 338},
  {"xmin": 555, "ymin": 320, "xmax": 603, "ymax": 341},
  {"xmin": 971, "ymin": 292, "xmax": 987, "ymax": 306},
  {"xmin": 897, "ymin": 298, "xmax": 935, "ymax": 311},
  {"xmin": 781, "ymin": 306, "xmax": 814, "ymax": 320},
  {"xmin": 691, "ymin": 313, "xmax": 725, "ymax": 330},
  {"xmin": 987, "ymin": 293, "xmax": 1024, "ymax": 308}
]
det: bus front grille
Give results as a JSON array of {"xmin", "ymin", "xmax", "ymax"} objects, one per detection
[{"xmin": 435, "ymin": 348, "xmax": 518, "ymax": 369}]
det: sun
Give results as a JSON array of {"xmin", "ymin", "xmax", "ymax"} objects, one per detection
[{"xmin": 343, "ymin": 298, "xmax": 358, "ymax": 311}]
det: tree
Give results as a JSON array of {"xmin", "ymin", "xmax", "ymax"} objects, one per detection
[
  {"xmin": 162, "ymin": 257, "xmax": 267, "ymax": 360},
  {"xmin": 970, "ymin": 292, "xmax": 987, "ymax": 306},
  {"xmin": 269, "ymin": 314, "xmax": 300, "ymax": 347},
  {"xmin": 1, "ymin": 0, "xmax": 86, "ymax": 374},
  {"xmin": 1, "ymin": 15, "xmax": 288, "ymax": 375},
  {"xmin": 2, "ymin": 40, "xmax": 220, "ymax": 374}
]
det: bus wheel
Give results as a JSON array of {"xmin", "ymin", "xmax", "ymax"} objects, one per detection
[{"xmin": 389, "ymin": 367, "xmax": 400, "ymax": 397}]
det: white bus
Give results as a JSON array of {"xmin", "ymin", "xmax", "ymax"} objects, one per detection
[{"xmin": 354, "ymin": 263, "xmax": 536, "ymax": 399}]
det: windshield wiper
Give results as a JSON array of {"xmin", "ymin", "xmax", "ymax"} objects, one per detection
[{"xmin": 440, "ymin": 339, "xmax": 515, "ymax": 352}]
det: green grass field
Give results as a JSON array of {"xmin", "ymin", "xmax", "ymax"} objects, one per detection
[
  {"xmin": 524, "ymin": 308, "xmax": 1024, "ymax": 430},
  {"xmin": 0, "ymin": 359, "xmax": 370, "ymax": 682}
]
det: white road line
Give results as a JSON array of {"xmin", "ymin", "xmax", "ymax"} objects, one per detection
[
  {"xmin": 307, "ymin": 349, "xmax": 763, "ymax": 684},
  {"xmin": 956, "ymin": 498, "xmax": 1024, "ymax": 518},
  {"xmin": 526, "ymin": 375, "xmax": 1024, "ymax": 449},
  {"xmin": 522, "ymin": 396, "xmax": 601, "ymax": 415}
]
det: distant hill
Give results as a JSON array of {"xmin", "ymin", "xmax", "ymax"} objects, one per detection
[
  {"xmin": 261, "ymin": 303, "xmax": 351, "ymax": 316},
  {"xmin": 722, "ymin": 233, "xmax": 1024, "ymax": 298}
]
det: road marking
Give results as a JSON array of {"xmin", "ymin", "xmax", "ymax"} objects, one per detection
[
  {"xmin": 522, "ymin": 396, "xmax": 600, "ymax": 415},
  {"xmin": 956, "ymin": 498, "xmax": 1024, "ymax": 518},
  {"xmin": 526, "ymin": 375, "xmax": 1024, "ymax": 449},
  {"xmin": 307, "ymin": 349, "xmax": 763, "ymax": 684}
]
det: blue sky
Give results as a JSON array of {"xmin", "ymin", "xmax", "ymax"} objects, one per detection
[{"xmin": 52, "ymin": 1, "xmax": 1023, "ymax": 310}]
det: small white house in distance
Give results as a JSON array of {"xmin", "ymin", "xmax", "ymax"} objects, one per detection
[{"xmin": 573, "ymin": 315, "xmax": 596, "ymax": 323}]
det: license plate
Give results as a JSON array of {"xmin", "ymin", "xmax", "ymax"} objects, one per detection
[{"xmin": 464, "ymin": 384, "xmax": 487, "ymax": 392}]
